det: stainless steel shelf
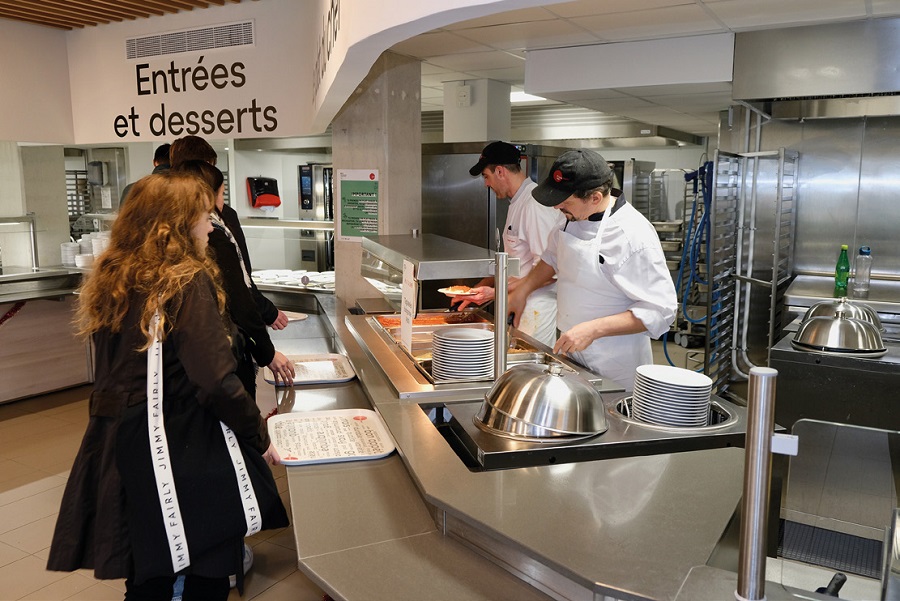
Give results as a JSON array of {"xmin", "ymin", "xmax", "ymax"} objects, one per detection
[{"xmin": 361, "ymin": 234, "xmax": 519, "ymax": 281}]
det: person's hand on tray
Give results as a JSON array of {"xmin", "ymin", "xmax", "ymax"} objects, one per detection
[
  {"xmin": 448, "ymin": 285, "xmax": 494, "ymax": 310},
  {"xmin": 267, "ymin": 351, "xmax": 296, "ymax": 385},
  {"xmin": 263, "ymin": 442, "xmax": 282, "ymax": 466},
  {"xmin": 269, "ymin": 309, "xmax": 289, "ymax": 330}
]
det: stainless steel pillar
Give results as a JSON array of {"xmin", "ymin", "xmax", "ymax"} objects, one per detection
[
  {"xmin": 736, "ymin": 366, "xmax": 778, "ymax": 601},
  {"xmin": 494, "ymin": 251, "xmax": 508, "ymax": 378}
]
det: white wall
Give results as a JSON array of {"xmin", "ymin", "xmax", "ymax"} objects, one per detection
[
  {"xmin": 66, "ymin": 0, "xmax": 315, "ymax": 143},
  {"xmin": 0, "ymin": 22, "xmax": 73, "ymax": 143}
]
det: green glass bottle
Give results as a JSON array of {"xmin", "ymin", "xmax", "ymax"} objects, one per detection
[{"xmin": 834, "ymin": 244, "xmax": 850, "ymax": 297}]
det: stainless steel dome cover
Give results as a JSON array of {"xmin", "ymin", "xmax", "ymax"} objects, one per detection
[
  {"xmin": 476, "ymin": 363, "xmax": 609, "ymax": 437},
  {"xmin": 792, "ymin": 308, "xmax": 887, "ymax": 356},
  {"xmin": 803, "ymin": 297, "xmax": 883, "ymax": 331}
]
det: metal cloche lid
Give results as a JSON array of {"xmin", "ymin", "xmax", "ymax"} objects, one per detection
[{"xmin": 478, "ymin": 363, "xmax": 608, "ymax": 437}]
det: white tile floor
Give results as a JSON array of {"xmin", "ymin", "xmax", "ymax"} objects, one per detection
[{"xmin": 0, "ymin": 385, "xmax": 325, "ymax": 601}]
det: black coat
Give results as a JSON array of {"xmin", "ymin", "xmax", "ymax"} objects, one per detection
[
  {"xmin": 220, "ymin": 204, "xmax": 278, "ymax": 325},
  {"xmin": 208, "ymin": 221, "xmax": 276, "ymax": 370},
  {"xmin": 46, "ymin": 273, "xmax": 285, "ymax": 583}
]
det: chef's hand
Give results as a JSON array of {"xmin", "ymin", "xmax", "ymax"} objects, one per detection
[
  {"xmin": 450, "ymin": 286, "xmax": 494, "ymax": 310},
  {"xmin": 507, "ymin": 288, "xmax": 527, "ymax": 328},
  {"xmin": 263, "ymin": 442, "xmax": 282, "ymax": 466},
  {"xmin": 268, "ymin": 351, "xmax": 296, "ymax": 385},
  {"xmin": 269, "ymin": 310, "xmax": 289, "ymax": 330},
  {"xmin": 554, "ymin": 322, "xmax": 598, "ymax": 355}
]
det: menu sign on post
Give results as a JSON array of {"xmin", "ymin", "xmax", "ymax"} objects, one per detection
[
  {"xmin": 400, "ymin": 259, "xmax": 417, "ymax": 353},
  {"xmin": 336, "ymin": 169, "xmax": 379, "ymax": 241}
]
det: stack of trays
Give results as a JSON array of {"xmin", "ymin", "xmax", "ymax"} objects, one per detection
[
  {"xmin": 631, "ymin": 364, "xmax": 712, "ymax": 427},
  {"xmin": 91, "ymin": 233, "xmax": 111, "ymax": 257},
  {"xmin": 431, "ymin": 327, "xmax": 494, "ymax": 381}
]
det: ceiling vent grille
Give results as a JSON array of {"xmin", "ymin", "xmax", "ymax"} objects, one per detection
[{"xmin": 126, "ymin": 21, "xmax": 254, "ymax": 60}]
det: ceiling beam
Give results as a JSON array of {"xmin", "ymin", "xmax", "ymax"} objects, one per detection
[
  {"xmin": 0, "ymin": 11, "xmax": 75, "ymax": 30},
  {"xmin": 0, "ymin": 3, "xmax": 97, "ymax": 27}
]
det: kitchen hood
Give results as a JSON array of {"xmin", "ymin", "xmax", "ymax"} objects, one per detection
[{"xmin": 733, "ymin": 18, "xmax": 900, "ymax": 120}]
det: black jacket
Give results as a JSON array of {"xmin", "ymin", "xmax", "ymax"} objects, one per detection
[
  {"xmin": 207, "ymin": 214, "xmax": 276, "ymax": 368},
  {"xmin": 220, "ymin": 204, "xmax": 278, "ymax": 325},
  {"xmin": 46, "ymin": 274, "xmax": 277, "ymax": 582}
]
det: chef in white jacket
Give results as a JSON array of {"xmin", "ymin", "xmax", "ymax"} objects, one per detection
[
  {"xmin": 450, "ymin": 141, "xmax": 565, "ymax": 346},
  {"xmin": 508, "ymin": 149, "xmax": 677, "ymax": 391}
]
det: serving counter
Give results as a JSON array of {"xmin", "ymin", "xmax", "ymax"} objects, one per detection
[
  {"xmin": 273, "ymin": 293, "xmax": 847, "ymax": 601},
  {"xmin": 0, "ymin": 266, "xmax": 91, "ymax": 404}
]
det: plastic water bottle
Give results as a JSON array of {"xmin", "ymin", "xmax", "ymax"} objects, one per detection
[
  {"xmin": 834, "ymin": 244, "xmax": 850, "ymax": 297},
  {"xmin": 852, "ymin": 246, "xmax": 872, "ymax": 299}
]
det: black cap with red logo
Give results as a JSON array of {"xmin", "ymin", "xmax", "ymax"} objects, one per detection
[
  {"xmin": 468, "ymin": 141, "xmax": 522, "ymax": 176},
  {"xmin": 532, "ymin": 149, "xmax": 614, "ymax": 207}
]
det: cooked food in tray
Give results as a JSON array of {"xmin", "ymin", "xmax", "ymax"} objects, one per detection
[{"xmin": 375, "ymin": 312, "xmax": 487, "ymax": 328}]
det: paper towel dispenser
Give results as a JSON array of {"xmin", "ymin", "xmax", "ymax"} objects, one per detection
[{"xmin": 247, "ymin": 177, "xmax": 281, "ymax": 209}]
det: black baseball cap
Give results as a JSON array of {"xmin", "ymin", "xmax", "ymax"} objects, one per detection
[
  {"xmin": 532, "ymin": 149, "xmax": 614, "ymax": 207},
  {"xmin": 468, "ymin": 141, "xmax": 522, "ymax": 176}
]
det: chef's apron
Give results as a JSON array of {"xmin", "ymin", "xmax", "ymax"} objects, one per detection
[
  {"xmin": 556, "ymin": 204, "xmax": 652, "ymax": 392},
  {"xmin": 505, "ymin": 225, "xmax": 558, "ymax": 347}
]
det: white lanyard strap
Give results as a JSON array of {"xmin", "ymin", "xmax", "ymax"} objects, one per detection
[
  {"xmin": 147, "ymin": 311, "xmax": 263, "ymax": 574},
  {"xmin": 147, "ymin": 312, "xmax": 191, "ymax": 573},
  {"xmin": 220, "ymin": 424, "xmax": 262, "ymax": 536}
]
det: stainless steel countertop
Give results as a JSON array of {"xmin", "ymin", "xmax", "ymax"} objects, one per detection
[
  {"xmin": 278, "ymin": 293, "xmax": 751, "ymax": 601},
  {"xmin": 785, "ymin": 274, "xmax": 900, "ymax": 317},
  {"xmin": 0, "ymin": 266, "xmax": 82, "ymax": 303}
]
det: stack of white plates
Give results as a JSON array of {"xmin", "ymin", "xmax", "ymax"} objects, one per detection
[
  {"xmin": 631, "ymin": 364, "xmax": 712, "ymax": 427},
  {"xmin": 61, "ymin": 242, "xmax": 80, "ymax": 266},
  {"xmin": 431, "ymin": 327, "xmax": 494, "ymax": 381},
  {"xmin": 74, "ymin": 253, "xmax": 94, "ymax": 268}
]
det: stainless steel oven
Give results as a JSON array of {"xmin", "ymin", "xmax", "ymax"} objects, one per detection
[{"xmin": 298, "ymin": 163, "xmax": 333, "ymax": 221}]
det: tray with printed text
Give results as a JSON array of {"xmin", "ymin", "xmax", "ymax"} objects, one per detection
[{"xmin": 267, "ymin": 409, "xmax": 396, "ymax": 465}]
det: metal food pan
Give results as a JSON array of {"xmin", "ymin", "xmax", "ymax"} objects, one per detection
[{"xmin": 652, "ymin": 221, "xmax": 684, "ymax": 233}]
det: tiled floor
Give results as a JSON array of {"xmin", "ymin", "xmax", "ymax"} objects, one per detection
[{"xmin": 0, "ymin": 385, "xmax": 325, "ymax": 601}]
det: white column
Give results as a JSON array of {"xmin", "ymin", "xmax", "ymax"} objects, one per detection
[
  {"xmin": 442, "ymin": 79, "xmax": 511, "ymax": 143},
  {"xmin": 331, "ymin": 51, "xmax": 422, "ymax": 306}
]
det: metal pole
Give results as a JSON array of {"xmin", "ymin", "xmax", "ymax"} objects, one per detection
[
  {"xmin": 494, "ymin": 252, "xmax": 508, "ymax": 379},
  {"xmin": 736, "ymin": 366, "xmax": 778, "ymax": 601}
]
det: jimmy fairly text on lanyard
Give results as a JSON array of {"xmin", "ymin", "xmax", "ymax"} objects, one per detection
[{"xmin": 147, "ymin": 312, "xmax": 262, "ymax": 573}]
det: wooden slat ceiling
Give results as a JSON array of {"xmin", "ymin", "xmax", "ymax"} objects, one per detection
[{"xmin": 0, "ymin": 0, "xmax": 257, "ymax": 31}]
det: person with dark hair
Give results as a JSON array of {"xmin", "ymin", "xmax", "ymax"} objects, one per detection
[
  {"xmin": 120, "ymin": 142, "xmax": 171, "ymax": 205},
  {"xmin": 46, "ymin": 171, "xmax": 289, "ymax": 600},
  {"xmin": 508, "ymin": 149, "xmax": 677, "ymax": 392},
  {"xmin": 172, "ymin": 160, "xmax": 295, "ymax": 396},
  {"xmin": 451, "ymin": 141, "xmax": 564, "ymax": 346},
  {"xmin": 169, "ymin": 136, "xmax": 290, "ymax": 333},
  {"xmin": 169, "ymin": 135, "xmax": 217, "ymax": 167}
]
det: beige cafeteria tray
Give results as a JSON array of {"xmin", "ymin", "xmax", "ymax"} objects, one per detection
[
  {"xmin": 267, "ymin": 409, "xmax": 395, "ymax": 465},
  {"xmin": 264, "ymin": 353, "xmax": 356, "ymax": 386}
]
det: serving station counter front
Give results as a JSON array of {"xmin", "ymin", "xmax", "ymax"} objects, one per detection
[{"xmin": 280, "ymin": 295, "xmax": 854, "ymax": 601}]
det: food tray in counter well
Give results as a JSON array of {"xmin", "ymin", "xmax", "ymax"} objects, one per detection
[
  {"xmin": 267, "ymin": 409, "xmax": 395, "ymax": 465},
  {"xmin": 264, "ymin": 353, "xmax": 356, "ymax": 386},
  {"xmin": 651, "ymin": 220, "xmax": 683, "ymax": 233}
]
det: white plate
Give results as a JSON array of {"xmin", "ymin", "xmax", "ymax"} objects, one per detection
[
  {"xmin": 633, "ymin": 381, "xmax": 710, "ymax": 399},
  {"xmin": 433, "ymin": 327, "xmax": 494, "ymax": 341},
  {"xmin": 438, "ymin": 287, "xmax": 477, "ymax": 296},
  {"xmin": 635, "ymin": 364, "xmax": 713, "ymax": 388}
]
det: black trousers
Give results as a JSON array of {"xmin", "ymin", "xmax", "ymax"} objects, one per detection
[{"xmin": 124, "ymin": 575, "xmax": 229, "ymax": 601}]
